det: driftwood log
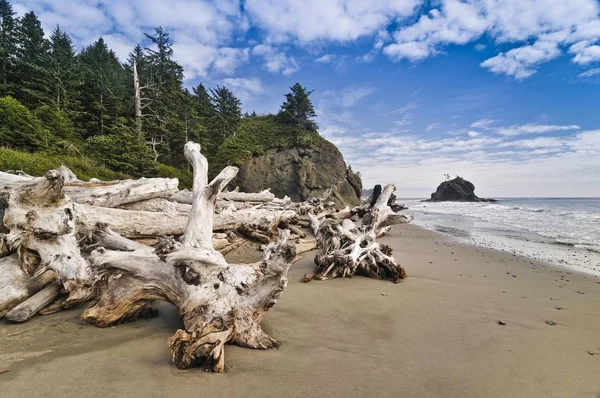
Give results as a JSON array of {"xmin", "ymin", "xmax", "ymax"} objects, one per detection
[
  {"xmin": 307, "ymin": 184, "xmax": 411, "ymax": 283},
  {"xmin": 81, "ymin": 142, "xmax": 296, "ymax": 372}
]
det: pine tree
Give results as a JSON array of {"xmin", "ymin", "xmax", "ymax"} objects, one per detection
[
  {"xmin": 79, "ymin": 37, "xmax": 129, "ymax": 137},
  {"xmin": 278, "ymin": 83, "xmax": 318, "ymax": 131},
  {"xmin": 0, "ymin": 0, "xmax": 17, "ymax": 96},
  {"xmin": 13, "ymin": 11, "xmax": 50, "ymax": 107},
  {"xmin": 27, "ymin": 26, "xmax": 83, "ymax": 117},
  {"xmin": 138, "ymin": 27, "xmax": 186, "ymax": 162},
  {"xmin": 210, "ymin": 85, "xmax": 241, "ymax": 143},
  {"xmin": 192, "ymin": 83, "xmax": 214, "ymax": 118}
]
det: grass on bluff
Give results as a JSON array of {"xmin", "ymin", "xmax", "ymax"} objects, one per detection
[{"xmin": 0, "ymin": 147, "xmax": 193, "ymax": 189}]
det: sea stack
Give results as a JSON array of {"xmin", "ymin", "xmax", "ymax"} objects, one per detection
[{"xmin": 425, "ymin": 176, "xmax": 496, "ymax": 202}]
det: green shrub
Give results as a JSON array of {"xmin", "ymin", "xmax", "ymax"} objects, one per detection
[
  {"xmin": 154, "ymin": 163, "xmax": 193, "ymax": 189},
  {"xmin": 211, "ymin": 115, "xmax": 325, "ymax": 175},
  {"xmin": 34, "ymin": 105, "xmax": 77, "ymax": 142},
  {"xmin": 84, "ymin": 120, "xmax": 156, "ymax": 177},
  {"xmin": 0, "ymin": 96, "xmax": 49, "ymax": 150},
  {"xmin": 0, "ymin": 147, "xmax": 129, "ymax": 181}
]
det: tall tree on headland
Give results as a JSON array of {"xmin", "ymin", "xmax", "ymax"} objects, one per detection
[{"xmin": 278, "ymin": 83, "xmax": 318, "ymax": 131}]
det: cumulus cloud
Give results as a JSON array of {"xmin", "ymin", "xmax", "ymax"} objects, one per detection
[
  {"xmin": 569, "ymin": 41, "xmax": 600, "ymax": 64},
  {"xmin": 315, "ymin": 54, "xmax": 335, "ymax": 63},
  {"xmin": 324, "ymin": 122, "xmax": 600, "ymax": 197},
  {"xmin": 221, "ymin": 77, "xmax": 264, "ymax": 103},
  {"xmin": 579, "ymin": 68, "xmax": 600, "ymax": 78},
  {"xmin": 471, "ymin": 118, "xmax": 497, "ymax": 129},
  {"xmin": 14, "ymin": 0, "xmax": 249, "ymax": 79},
  {"xmin": 251, "ymin": 44, "xmax": 299, "ymax": 76},
  {"xmin": 494, "ymin": 123, "xmax": 580, "ymax": 137},
  {"xmin": 244, "ymin": 0, "xmax": 421, "ymax": 43},
  {"xmin": 14, "ymin": 0, "xmax": 600, "ymax": 80},
  {"xmin": 384, "ymin": 0, "xmax": 600, "ymax": 78},
  {"xmin": 340, "ymin": 87, "xmax": 376, "ymax": 107},
  {"xmin": 480, "ymin": 40, "xmax": 561, "ymax": 79}
]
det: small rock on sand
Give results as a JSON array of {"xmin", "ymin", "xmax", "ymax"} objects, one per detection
[
  {"xmin": 545, "ymin": 320, "xmax": 557, "ymax": 326},
  {"xmin": 498, "ymin": 320, "xmax": 506, "ymax": 326}
]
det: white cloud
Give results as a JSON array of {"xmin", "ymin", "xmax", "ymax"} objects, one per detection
[
  {"xmin": 221, "ymin": 77, "xmax": 264, "ymax": 103},
  {"xmin": 579, "ymin": 68, "xmax": 600, "ymax": 78},
  {"xmin": 326, "ymin": 123, "xmax": 600, "ymax": 197},
  {"xmin": 494, "ymin": 123, "xmax": 580, "ymax": 137},
  {"xmin": 480, "ymin": 40, "xmax": 561, "ymax": 79},
  {"xmin": 471, "ymin": 118, "xmax": 497, "ymax": 129},
  {"xmin": 172, "ymin": 43, "xmax": 249, "ymax": 79},
  {"xmin": 315, "ymin": 54, "xmax": 335, "ymax": 63},
  {"xmin": 14, "ymin": 0, "xmax": 249, "ymax": 80},
  {"xmin": 426, "ymin": 123, "xmax": 440, "ymax": 131},
  {"xmin": 474, "ymin": 43, "xmax": 486, "ymax": 51},
  {"xmin": 384, "ymin": 0, "xmax": 600, "ymax": 79},
  {"xmin": 569, "ymin": 41, "xmax": 600, "ymax": 64},
  {"xmin": 467, "ymin": 130, "xmax": 481, "ymax": 137},
  {"xmin": 340, "ymin": 87, "xmax": 376, "ymax": 107},
  {"xmin": 251, "ymin": 44, "xmax": 299, "ymax": 76},
  {"xmin": 244, "ymin": 0, "xmax": 421, "ymax": 43},
  {"xmin": 15, "ymin": 0, "xmax": 600, "ymax": 81}
]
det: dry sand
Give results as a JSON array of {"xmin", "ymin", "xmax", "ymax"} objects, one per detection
[{"xmin": 1, "ymin": 224, "xmax": 599, "ymax": 397}]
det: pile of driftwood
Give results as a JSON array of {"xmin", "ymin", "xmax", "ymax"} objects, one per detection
[{"xmin": 0, "ymin": 141, "xmax": 412, "ymax": 372}]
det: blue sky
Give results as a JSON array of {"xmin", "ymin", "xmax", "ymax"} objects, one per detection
[{"xmin": 11, "ymin": 0, "xmax": 600, "ymax": 197}]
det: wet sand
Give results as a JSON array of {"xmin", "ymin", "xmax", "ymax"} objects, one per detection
[{"xmin": 1, "ymin": 224, "xmax": 599, "ymax": 397}]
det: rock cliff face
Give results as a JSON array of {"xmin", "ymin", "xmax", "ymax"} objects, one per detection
[
  {"xmin": 232, "ymin": 141, "xmax": 362, "ymax": 207},
  {"xmin": 426, "ymin": 177, "xmax": 496, "ymax": 202}
]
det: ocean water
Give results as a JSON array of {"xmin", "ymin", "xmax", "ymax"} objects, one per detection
[{"xmin": 402, "ymin": 198, "xmax": 600, "ymax": 275}]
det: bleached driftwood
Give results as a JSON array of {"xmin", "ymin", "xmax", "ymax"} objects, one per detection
[
  {"xmin": 0, "ymin": 255, "xmax": 57, "ymax": 318},
  {"xmin": 0, "ymin": 171, "xmax": 179, "ymax": 208},
  {"xmin": 75, "ymin": 204, "xmax": 296, "ymax": 238},
  {"xmin": 65, "ymin": 177, "xmax": 179, "ymax": 208},
  {"xmin": 81, "ymin": 142, "xmax": 296, "ymax": 372},
  {"xmin": 0, "ymin": 171, "xmax": 93, "ymax": 321},
  {"xmin": 171, "ymin": 189, "xmax": 275, "ymax": 204},
  {"xmin": 306, "ymin": 184, "xmax": 410, "ymax": 283},
  {"xmin": 120, "ymin": 198, "xmax": 191, "ymax": 213}
]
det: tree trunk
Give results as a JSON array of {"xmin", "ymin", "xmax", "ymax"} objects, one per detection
[
  {"xmin": 133, "ymin": 60, "xmax": 142, "ymax": 135},
  {"xmin": 81, "ymin": 142, "xmax": 296, "ymax": 372},
  {"xmin": 170, "ymin": 189, "xmax": 275, "ymax": 204},
  {"xmin": 0, "ymin": 171, "xmax": 179, "ymax": 208},
  {"xmin": 74, "ymin": 203, "xmax": 296, "ymax": 238},
  {"xmin": 1, "ymin": 171, "xmax": 93, "ymax": 319}
]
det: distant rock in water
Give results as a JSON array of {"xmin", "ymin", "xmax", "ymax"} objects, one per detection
[
  {"xmin": 232, "ymin": 140, "xmax": 362, "ymax": 207},
  {"xmin": 425, "ymin": 177, "xmax": 496, "ymax": 202}
]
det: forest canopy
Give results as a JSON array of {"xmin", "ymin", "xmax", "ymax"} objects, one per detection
[{"xmin": 0, "ymin": 0, "xmax": 323, "ymax": 184}]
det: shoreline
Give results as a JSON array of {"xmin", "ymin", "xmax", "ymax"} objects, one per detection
[
  {"xmin": 406, "ymin": 205, "xmax": 600, "ymax": 277},
  {"xmin": 1, "ymin": 223, "xmax": 599, "ymax": 397}
]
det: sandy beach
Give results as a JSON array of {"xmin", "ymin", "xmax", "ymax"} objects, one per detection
[{"xmin": 1, "ymin": 224, "xmax": 599, "ymax": 397}]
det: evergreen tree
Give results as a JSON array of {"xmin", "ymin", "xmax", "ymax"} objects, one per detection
[
  {"xmin": 13, "ymin": 11, "xmax": 50, "ymax": 107},
  {"xmin": 278, "ymin": 83, "xmax": 318, "ymax": 131},
  {"xmin": 138, "ymin": 27, "xmax": 186, "ymax": 162},
  {"xmin": 27, "ymin": 26, "xmax": 83, "ymax": 118},
  {"xmin": 192, "ymin": 83, "xmax": 213, "ymax": 118},
  {"xmin": 47, "ymin": 26, "xmax": 82, "ymax": 110},
  {"xmin": 0, "ymin": 96, "xmax": 48, "ymax": 150},
  {"xmin": 0, "ymin": 0, "xmax": 17, "ymax": 96},
  {"xmin": 210, "ymin": 85, "xmax": 241, "ymax": 143},
  {"xmin": 79, "ymin": 37, "xmax": 129, "ymax": 137}
]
